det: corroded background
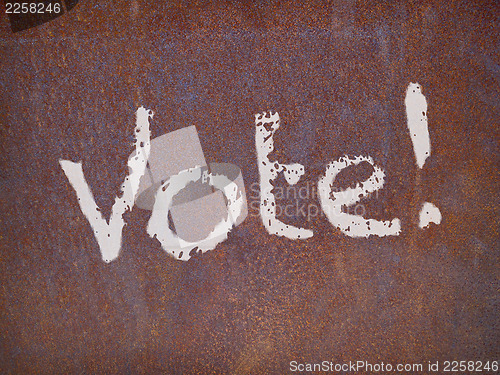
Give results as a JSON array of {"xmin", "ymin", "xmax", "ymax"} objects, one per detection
[{"xmin": 0, "ymin": 1, "xmax": 498, "ymax": 373}]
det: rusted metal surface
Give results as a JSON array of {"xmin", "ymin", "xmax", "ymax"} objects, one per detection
[{"xmin": 0, "ymin": 1, "xmax": 498, "ymax": 373}]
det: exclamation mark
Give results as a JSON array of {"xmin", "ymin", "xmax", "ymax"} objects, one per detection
[{"xmin": 405, "ymin": 83, "xmax": 442, "ymax": 228}]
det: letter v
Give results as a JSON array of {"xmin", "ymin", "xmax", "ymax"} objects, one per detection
[{"xmin": 59, "ymin": 107, "xmax": 152, "ymax": 263}]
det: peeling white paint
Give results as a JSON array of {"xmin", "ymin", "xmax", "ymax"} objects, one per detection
[
  {"xmin": 318, "ymin": 155, "xmax": 401, "ymax": 237},
  {"xmin": 59, "ymin": 107, "xmax": 152, "ymax": 263},
  {"xmin": 406, "ymin": 82, "xmax": 443, "ymax": 230},
  {"xmin": 419, "ymin": 202, "xmax": 442, "ymax": 228},
  {"xmin": 147, "ymin": 166, "xmax": 245, "ymax": 261},
  {"xmin": 255, "ymin": 111, "xmax": 313, "ymax": 240},
  {"xmin": 405, "ymin": 82, "xmax": 431, "ymax": 169}
]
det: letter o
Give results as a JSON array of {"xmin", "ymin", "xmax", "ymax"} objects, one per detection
[{"xmin": 147, "ymin": 166, "xmax": 244, "ymax": 261}]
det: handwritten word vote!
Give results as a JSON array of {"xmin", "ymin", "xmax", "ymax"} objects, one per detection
[{"xmin": 59, "ymin": 82, "xmax": 441, "ymax": 263}]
